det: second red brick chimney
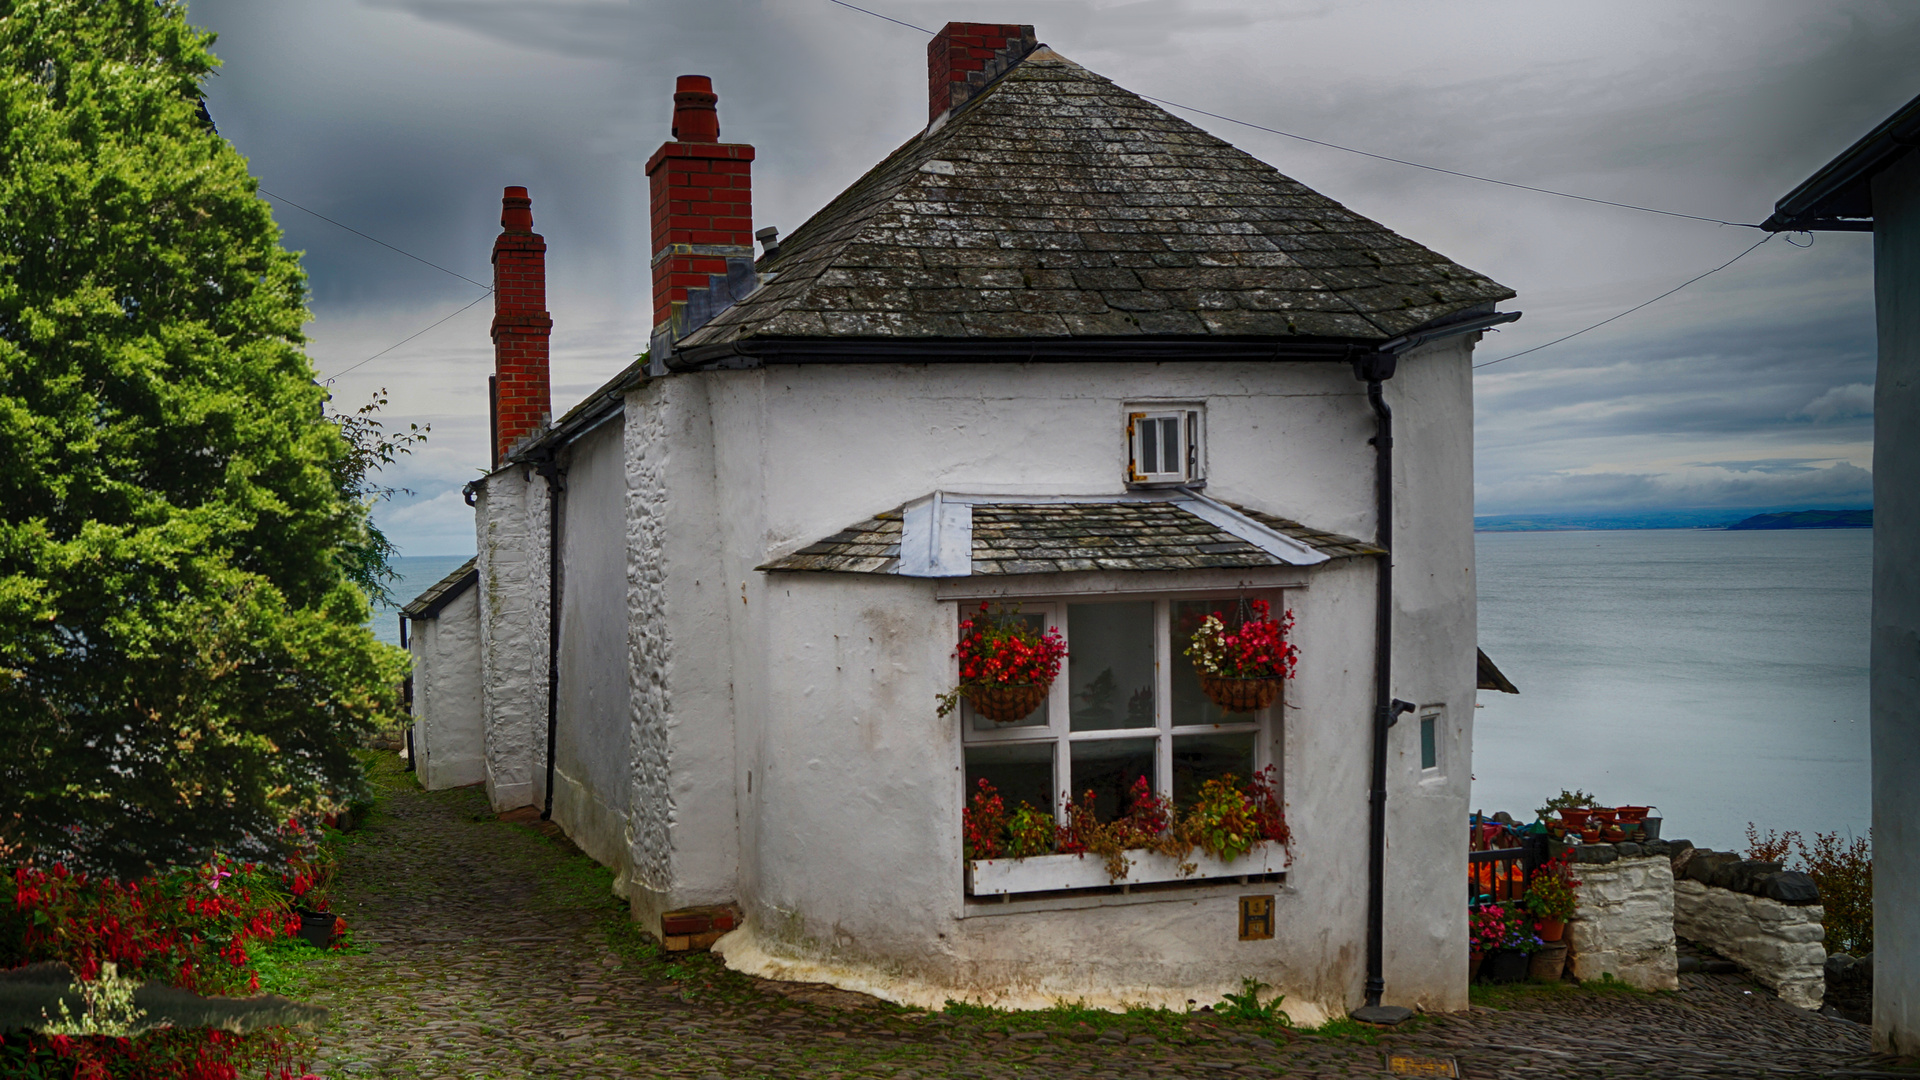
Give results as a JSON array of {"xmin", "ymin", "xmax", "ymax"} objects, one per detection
[
  {"xmin": 927, "ymin": 22, "xmax": 1037, "ymax": 126},
  {"xmin": 491, "ymin": 186, "xmax": 551, "ymax": 464},
  {"xmin": 647, "ymin": 75, "xmax": 755, "ymax": 355}
]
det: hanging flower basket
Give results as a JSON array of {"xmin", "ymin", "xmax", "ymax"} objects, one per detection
[
  {"xmin": 1197, "ymin": 674, "xmax": 1283, "ymax": 713},
  {"xmin": 1184, "ymin": 598, "xmax": 1298, "ymax": 713},
  {"xmin": 963, "ymin": 682, "xmax": 1052, "ymax": 722},
  {"xmin": 937, "ymin": 602, "xmax": 1067, "ymax": 721}
]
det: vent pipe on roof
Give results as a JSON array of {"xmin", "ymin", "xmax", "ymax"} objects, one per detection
[{"xmin": 755, "ymin": 225, "xmax": 780, "ymax": 260}]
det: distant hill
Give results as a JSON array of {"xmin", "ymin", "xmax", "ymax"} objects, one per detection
[{"xmin": 1726, "ymin": 509, "xmax": 1872, "ymax": 531}]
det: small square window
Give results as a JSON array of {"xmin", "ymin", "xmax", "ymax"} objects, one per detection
[{"xmin": 1126, "ymin": 407, "xmax": 1202, "ymax": 486}]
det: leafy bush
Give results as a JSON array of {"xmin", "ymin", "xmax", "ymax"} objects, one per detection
[
  {"xmin": 1534, "ymin": 789, "xmax": 1599, "ymax": 822},
  {"xmin": 1744, "ymin": 822, "xmax": 1871, "ymax": 955}
]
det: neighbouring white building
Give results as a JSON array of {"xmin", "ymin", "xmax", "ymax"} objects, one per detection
[
  {"xmin": 1763, "ymin": 88, "xmax": 1920, "ymax": 1058},
  {"xmin": 407, "ymin": 23, "xmax": 1520, "ymax": 1024}
]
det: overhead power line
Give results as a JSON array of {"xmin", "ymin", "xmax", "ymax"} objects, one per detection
[
  {"xmin": 823, "ymin": 0, "xmax": 1762, "ymax": 230},
  {"xmin": 259, "ymin": 188, "xmax": 494, "ymax": 291},
  {"xmin": 1472, "ymin": 235, "xmax": 1776, "ymax": 370},
  {"xmin": 322, "ymin": 291, "xmax": 494, "ymax": 384}
]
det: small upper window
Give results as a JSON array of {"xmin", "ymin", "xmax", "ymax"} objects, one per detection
[{"xmin": 1126, "ymin": 408, "xmax": 1202, "ymax": 486}]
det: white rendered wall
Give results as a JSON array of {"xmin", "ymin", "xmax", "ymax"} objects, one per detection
[
  {"xmin": 475, "ymin": 464, "xmax": 550, "ymax": 812},
  {"xmin": 1380, "ymin": 338, "xmax": 1480, "ymax": 1013},
  {"xmin": 552, "ymin": 416, "xmax": 634, "ymax": 880},
  {"xmin": 623, "ymin": 378, "xmax": 740, "ymax": 930},
  {"xmin": 666, "ymin": 355, "xmax": 1477, "ymax": 1019},
  {"xmin": 410, "ymin": 584, "xmax": 485, "ymax": 790},
  {"xmin": 1871, "ymin": 152, "xmax": 1920, "ymax": 1057}
]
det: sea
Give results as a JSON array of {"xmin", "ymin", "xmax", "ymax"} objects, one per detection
[
  {"xmin": 367, "ymin": 533, "xmax": 1874, "ymax": 853},
  {"xmin": 1474, "ymin": 528, "xmax": 1872, "ymax": 852}
]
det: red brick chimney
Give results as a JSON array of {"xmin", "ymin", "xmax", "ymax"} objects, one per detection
[
  {"xmin": 927, "ymin": 22, "xmax": 1037, "ymax": 126},
  {"xmin": 647, "ymin": 75, "xmax": 755, "ymax": 350},
  {"xmin": 491, "ymin": 186, "xmax": 551, "ymax": 464}
]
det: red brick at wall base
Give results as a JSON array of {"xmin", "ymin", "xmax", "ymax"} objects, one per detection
[{"xmin": 492, "ymin": 186, "xmax": 551, "ymax": 463}]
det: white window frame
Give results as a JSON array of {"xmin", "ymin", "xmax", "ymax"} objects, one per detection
[
  {"xmin": 1125, "ymin": 405, "xmax": 1204, "ymax": 487},
  {"xmin": 958, "ymin": 590, "xmax": 1281, "ymax": 822}
]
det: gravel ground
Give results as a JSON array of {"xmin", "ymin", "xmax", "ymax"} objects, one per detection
[{"xmin": 295, "ymin": 759, "xmax": 1905, "ymax": 1080}]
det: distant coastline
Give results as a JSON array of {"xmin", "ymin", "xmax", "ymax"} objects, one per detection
[
  {"xmin": 1725, "ymin": 509, "xmax": 1872, "ymax": 531},
  {"xmin": 1477, "ymin": 507, "xmax": 1872, "ymax": 533}
]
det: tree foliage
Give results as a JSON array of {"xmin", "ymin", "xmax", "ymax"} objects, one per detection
[{"xmin": 0, "ymin": 0, "xmax": 408, "ymax": 877}]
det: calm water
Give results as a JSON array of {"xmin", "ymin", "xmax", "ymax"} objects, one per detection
[
  {"xmin": 1474, "ymin": 528, "xmax": 1871, "ymax": 851},
  {"xmin": 367, "ymin": 555, "xmax": 474, "ymax": 647}
]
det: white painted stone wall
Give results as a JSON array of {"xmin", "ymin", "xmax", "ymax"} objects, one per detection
[
  {"xmin": 1870, "ymin": 148, "xmax": 1920, "ymax": 1057},
  {"xmin": 688, "ymin": 342, "xmax": 1477, "ymax": 1020},
  {"xmin": 409, "ymin": 582, "xmax": 485, "ymax": 790},
  {"xmin": 1673, "ymin": 879, "xmax": 1825, "ymax": 1010},
  {"xmin": 1568, "ymin": 856, "xmax": 1678, "ymax": 991},
  {"xmin": 552, "ymin": 416, "xmax": 633, "ymax": 881},
  {"xmin": 622, "ymin": 377, "xmax": 739, "ymax": 931},
  {"xmin": 475, "ymin": 463, "xmax": 550, "ymax": 812}
]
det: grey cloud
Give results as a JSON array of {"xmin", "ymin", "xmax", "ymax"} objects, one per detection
[
  {"xmin": 1477, "ymin": 461, "xmax": 1873, "ymax": 516},
  {"xmin": 1689, "ymin": 458, "xmax": 1835, "ymax": 474},
  {"xmin": 1801, "ymin": 382, "xmax": 1875, "ymax": 422}
]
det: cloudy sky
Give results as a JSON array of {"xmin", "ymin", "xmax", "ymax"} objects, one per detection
[{"xmin": 189, "ymin": 0, "xmax": 1915, "ymax": 555}]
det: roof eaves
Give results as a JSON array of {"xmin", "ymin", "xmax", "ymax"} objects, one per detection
[
  {"xmin": 504, "ymin": 358, "xmax": 647, "ymax": 465},
  {"xmin": 401, "ymin": 556, "xmax": 480, "ymax": 620},
  {"xmin": 1765, "ymin": 90, "xmax": 1920, "ymax": 232}
]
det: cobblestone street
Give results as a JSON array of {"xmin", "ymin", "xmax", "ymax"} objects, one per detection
[{"xmin": 299, "ymin": 761, "xmax": 1901, "ymax": 1080}]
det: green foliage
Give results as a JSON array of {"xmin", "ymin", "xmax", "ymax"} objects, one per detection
[
  {"xmin": 1534, "ymin": 789, "xmax": 1599, "ymax": 822},
  {"xmin": 0, "ymin": 0, "xmax": 408, "ymax": 878},
  {"xmin": 1744, "ymin": 823, "xmax": 1872, "ymax": 955},
  {"xmin": 1003, "ymin": 803, "xmax": 1055, "ymax": 859},
  {"xmin": 1214, "ymin": 977, "xmax": 1289, "ymax": 1025}
]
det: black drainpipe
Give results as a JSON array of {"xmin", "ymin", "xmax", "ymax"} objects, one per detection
[
  {"xmin": 536, "ymin": 455, "xmax": 565, "ymax": 821},
  {"xmin": 1353, "ymin": 352, "xmax": 1417, "ymax": 1026},
  {"xmin": 400, "ymin": 613, "xmax": 415, "ymax": 772}
]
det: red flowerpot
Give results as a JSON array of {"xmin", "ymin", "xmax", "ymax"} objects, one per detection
[
  {"xmin": 1615, "ymin": 805, "xmax": 1649, "ymax": 823},
  {"xmin": 1469, "ymin": 950, "xmax": 1485, "ymax": 982},
  {"xmin": 1579, "ymin": 827, "xmax": 1601, "ymax": 842},
  {"xmin": 1537, "ymin": 919, "xmax": 1566, "ymax": 942}
]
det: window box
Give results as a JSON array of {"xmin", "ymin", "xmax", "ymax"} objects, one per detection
[{"xmin": 967, "ymin": 840, "xmax": 1289, "ymax": 897}]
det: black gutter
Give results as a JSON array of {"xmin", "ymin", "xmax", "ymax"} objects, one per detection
[
  {"xmin": 1347, "ymin": 307, "xmax": 1519, "ymax": 1026},
  {"xmin": 536, "ymin": 453, "xmax": 566, "ymax": 821},
  {"xmin": 400, "ymin": 613, "xmax": 415, "ymax": 773},
  {"xmin": 1762, "ymin": 89, "xmax": 1920, "ymax": 233}
]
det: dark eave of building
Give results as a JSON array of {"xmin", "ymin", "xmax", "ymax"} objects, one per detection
[
  {"xmin": 401, "ymin": 557, "xmax": 480, "ymax": 621},
  {"xmin": 1764, "ymin": 90, "xmax": 1920, "ymax": 233}
]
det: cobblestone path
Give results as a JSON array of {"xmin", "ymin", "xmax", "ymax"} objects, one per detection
[{"xmin": 302, "ymin": 762, "xmax": 1899, "ymax": 1079}]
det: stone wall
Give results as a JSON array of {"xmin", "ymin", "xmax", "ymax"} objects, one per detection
[
  {"xmin": 1673, "ymin": 879, "xmax": 1825, "ymax": 1010},
  {"xmin": 1567, "ymin": 853, "xmax": 1678, "ymax": 991}
]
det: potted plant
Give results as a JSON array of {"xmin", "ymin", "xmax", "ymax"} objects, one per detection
[
  {"xmin": 1519, "ymin": 857, "xmax": 1580, "ymax": 942},
  {"xmin": 937, "ymin": 602, "xmax": 1068, "ymax": 722},
  {"xmin": 1183, "ymin": 599, "xmax": 1298, "ymax": 713},
  {"xmin": 1470, "ymin": 903, "xmax": 1518, "ymax": 982}
]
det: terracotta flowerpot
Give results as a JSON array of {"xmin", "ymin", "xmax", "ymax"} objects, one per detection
[
  {"xmin": 964, "ymin": 682, "xmax": 1051, "ymax": 722},
  {"xmin": 1579, "ymin": 827, "xmax": 1601, "ymax": 842},
  {"xmin": 1197, "ymin": 674, "xmax": 1282, "ymax": 713},
  {"xmin": 1615, "ymin": 805, "xmax": 1649, "ymax": 823},
  {"xmin": 1529, "ymin": 943, "xmax": 1569, "ymax": 982},
  {"xmin": 1469, "ymin": 950, "xmax": 1485, "ymax": 982},
  {"xmin": 1589, "ymin": 808, "xmax": 1620, "ymax": 824},
  {"xmin": 1485, "ymin": 949, "xmax": 1530, "ymax": 984},
  {"xmin": 1602, "ymin": 825, "xmax": 1625, "ymax": 842},
  {"xmin": 1555, "ymin": 808, "xmax": 1590, "ymax": 827},
  {"xmin": 1537, "ymin": 918, "xmax": 1566, "ymax": 942}
]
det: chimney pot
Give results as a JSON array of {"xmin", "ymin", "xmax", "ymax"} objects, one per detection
[
  {"xmin": 501, "ymin": 185, "xmax": 533, "ymax": 232},
  {"xmin": 672, "ymin": 74, "xmax": 721, "ymax": 143}
]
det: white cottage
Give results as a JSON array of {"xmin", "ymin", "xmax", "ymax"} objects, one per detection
[{"xmin": 408, "ymin": 23, "xmax": 1519, "ymax": 1024}]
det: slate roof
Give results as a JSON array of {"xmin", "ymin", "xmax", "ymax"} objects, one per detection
[
  {"xmin": 680, "ymin": 47, "xmax": 1512, "ymax": 352},
  {"xmin": 401, "ymin": 557, "xmax": 479, "ymax": 620},
  {"xmin": 760, "ymin": 500, "xmax": 1379, "ymax": 576}
]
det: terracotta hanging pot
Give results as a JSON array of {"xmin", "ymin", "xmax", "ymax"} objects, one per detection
[
  {"xmin": 1198, "ymin": 674, "xmax": 1283, "ymax": 713},
  {"xmin": 963, "ymin": 682, "xmax": 1052, "ymax": 723}
]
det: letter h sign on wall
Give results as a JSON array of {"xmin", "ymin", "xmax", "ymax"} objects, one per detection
[{"xmin": 1239, "ymin": 895, "xmax": 1274, "ymax": 940}]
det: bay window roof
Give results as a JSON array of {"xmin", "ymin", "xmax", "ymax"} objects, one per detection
[{"xmin": 759, "ymin": 493, "xmax": 1380, "ymax": 578}]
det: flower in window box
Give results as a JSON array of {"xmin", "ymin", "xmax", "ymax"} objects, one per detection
[
  {"xmin": 936, "ymin": 602, "xmax": 1068, "ymax": 722},
  {"xmin": 1183, "ymin": 599, "xmax": 1297, "ymax": 713}
]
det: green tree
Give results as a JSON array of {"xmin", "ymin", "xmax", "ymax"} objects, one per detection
[{"xmin": 0, "ymin": 0, "xmax": 408, "ymax": 877}]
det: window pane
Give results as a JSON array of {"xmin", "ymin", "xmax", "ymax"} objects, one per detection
[
  {"xmin": 966, "ymin": 741, "xmax": 1055, "ymax": 818},
  {"xmin": 1069, "ymin": 737, "xmax": 1156, "ymax": 823},
  {"xmin": 1172, "ymin": 731, "xmax": 1257, "ymax": 810},
  {"xmin": 966, "ymin": 610, "xmax": 1048, "ymax": 731},
  {"xmin": 1172, "ymin": 598, "xmax": 1269, "ymax": 725},
  {"xmin": 1160, "ymin": 418, "xmax": 1181, "ymax": 474},
  {"xmin": 1141, "ymin": 416, "xmax": 1159, "ymax": 473},
  {"xmin": 1420, "ymin": 715, "xmax": 1437, "ymax": 770},
  {"xmin": 1067, "ymin": 601, "xmax": 1156, "ymax": 731}
]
